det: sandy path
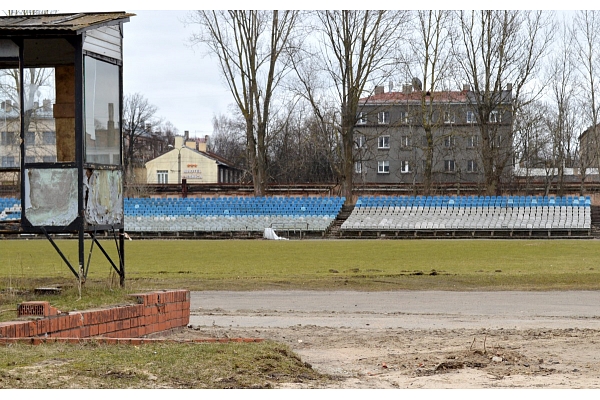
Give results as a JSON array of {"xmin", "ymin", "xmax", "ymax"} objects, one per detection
[{"xmin": 181, "ymin": 290, "xmax": 600, "ymax": 388}]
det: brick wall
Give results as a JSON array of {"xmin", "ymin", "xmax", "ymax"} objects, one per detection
[{"xmin": 0, "ymin": 289, "xmax": 190, "ymax": 339}]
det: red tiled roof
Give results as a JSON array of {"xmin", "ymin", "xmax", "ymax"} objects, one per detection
[{"xmin": 360, "ymin": 90, "xmax": 469, "ymax": 104}]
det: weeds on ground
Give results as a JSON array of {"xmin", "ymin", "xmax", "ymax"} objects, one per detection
[{"xmin": 0, "ymin": 341, "xmax": 329, "ymax": 388}]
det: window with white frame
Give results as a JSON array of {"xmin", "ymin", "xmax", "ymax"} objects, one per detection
[
  {"xmin": 400, "ymin": 160, "xmax": 411, "ymax": 173},
  {"xmin": 378, "ymin": 135, "xmax": 390, "ymax": 149},
  {"xmin": 356, "ymin": 112, "xmax": 367, "ymax": 125},
  {"xmin": 354, "ymin": 161, "xmax": 362, "ymax": 174},
  {"xmin": 400, "ymin": 135, "xmax": 410, "ymax": 148},
  {"xmin": 378, "ymin": 111, "xmax": 390, "ymax": 124},
  {"xmin": 355, "ymin": 134, "xmax": 366, "ymax": 148},
  {"xmin": 467, "ymin": 160, "xmax": 477, "ymax": 172},
  {"xmin": 157, "ymin": 170, "xmax": 169, "ymax": 184},
  {"xmin": 444, "ymin": 160, "xmax": 455, "ymax": 172},
  {"xmin": 495, "ymin": 135, "xmax": 502, "ymax": 148},
  {"xmin": 466, "ymin": 111, "xmax": 476, "ymax": 123},
  {"xmin": 377, "ymin": 160, "xmax": 390, "ymax": 174},
  {"xmin": 444, "ymin": 111, "xmax": 455, "ymax": 124},
  {"xmin": 467, "ymin": 135, "xmax": 478, "ymax": 148},
  {"xmin": 399, "ymin": 111, "xmax": 408, "ymax": 124},
  {"xmin": 25, "ymin": 156, "xmax": 36, "ymax": 164},
  {"xmin": 444, "ymin": 136, "xmax": 455, "ymax": 148},
  {"xmin": 489, "ymin": 110, "xmax": 501, "ymax": 123}
]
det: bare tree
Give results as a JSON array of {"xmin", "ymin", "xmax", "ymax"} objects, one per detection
[
  {"xmin": 292, "ymin": 10, "xmax": 410, "ymax": 203},
  {"xmin": 122, "ymin": 93, "xmax": 159, "ymax": 184},
  {"xmin": 187, "ymin": 11, "xmax": 300, "ymax": 196},
  {"xmin": 453, "ymin": 10, "xmax": 555, "ymax": 195},
  {"xmin": 402, "ymin": 10, "xmax": 457, "ymax": 195},
  {"xmin": 573, "ymin": 10, "xmax": 600, "ymax": 192},
  {"xmin": 209, "ymin": 112, "xmax": 247, "ymax": 172},
  {"xmin": 543, "ymin": 19, "xmax": 579, "ymax": 195},
  {"xmin": 268, "ymin": 102, "xmax": 336, "ymax": 184}
]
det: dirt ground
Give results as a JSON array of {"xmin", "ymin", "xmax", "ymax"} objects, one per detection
[{"xmin": 164, "ymin": 291, "xmax": 600, "ymax": 389}]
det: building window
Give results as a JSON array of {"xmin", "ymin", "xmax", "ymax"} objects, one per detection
[
  {"xmin": 495, "ymin": 135, "xmax": 502, "ymax": 148},
  {"xmin": 25, "ymin": 131, "xmax": 35, "ymax": 146},
  {"xmin": 377, "ymin": 160, "xmax": 390, "ymax": 174},
  {"xmin": 354, "ymin": 161, "xmax": 362, "ymax": 174},
  {"xmin": 43, "ymin": 156, "xmax": 56, "ymax": 163},
  {"xmin": 355, "ymin": 134, "xmax": 366, "ymax": 148},
  {"xmin": 490, "ymin": 110, "xmax": 501, "ymax": 123},
  {"xmin": 399, "ymin": 111, "xmax": 408, "ymax": 124},
  {"xmin": 400, "ymin": 160, "xmax": 411, "ymax": 173},
  {"xmin": 1, "ymin": 131, "xmax": 15, "ymax": 145},
  {"xmin": 157, "ymin": 170, "xmax": 168, "ymax": 184},
  {"xmin": 43, "ymin": 131, "xmax": 56, "ymax": 145},
  {"xmin": 1, "ymin": 156, "xmax": 16, "ymax": 168},
  {"xmin": 378, "ymin": 135, "xmax": 390, "ymax": 149},
  {"xmin": 444, "ymin": 160, "xmax": 455, "ymax": 172},
  {"xmin": 356, "ymin": 112, "xmax": 367, "ymax": 125},
  {"xmin": 466, "ymin": 111, "xmax": 476, "ymax": 124},
  {"xmin": 467, "ymin": 160, "xmax": 477, "ymax": 172},
  {"xmin": 25, "ymin": 156, "xmax": 36, "ymax": 164},
  {"xmin": 400, "ymin": 135, "xmax": 410, "ymax": 148},
  {"xmin": 444, "ymin": 136, "xmax": 456, "ymax": 148},
  {"xmin": 378, "ymin": 111, "xmax": 390, "ymax": 124},
  {"xmin": 444, "ymin": 111, "xmax": 455, "ymax": 124},
  {"xmin": 467, "ymin": 135, "xmax": 478, "ymax": 148}
]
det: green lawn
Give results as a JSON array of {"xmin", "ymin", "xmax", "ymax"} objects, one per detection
[{"xmin": 1, "ymin": 239, "xmax": 600, "ymax": 292}]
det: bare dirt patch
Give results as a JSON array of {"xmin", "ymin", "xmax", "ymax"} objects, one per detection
[
  {"xmin": 165, "ymin": 325, "xmax": 600, "ymax": 388},
  {"xmin": 157, "ymin": 290, "xmax": 600, "ymax": 388}
]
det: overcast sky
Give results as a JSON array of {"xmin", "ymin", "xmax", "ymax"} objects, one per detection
[{"xmin": 123, "ymin": 10, "xmax": 229, "ymax": 139}]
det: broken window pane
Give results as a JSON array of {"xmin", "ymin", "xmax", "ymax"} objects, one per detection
[
  {"xmin": 24, "ymin": 168, "xmax": 78, "ymax": 226},
  {"xmin": 84, "ymin": 56, "xmax": 120, "ymax": 165}
]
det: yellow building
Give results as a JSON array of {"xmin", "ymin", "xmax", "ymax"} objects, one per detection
[{"xmin": 145, "ymin": 136, "xmax": 242, "ymax": 184}]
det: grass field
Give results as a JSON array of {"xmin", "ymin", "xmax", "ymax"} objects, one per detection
[{"xmin": 2, "ymin": 238, "xmax": 600, "ymax": 292}]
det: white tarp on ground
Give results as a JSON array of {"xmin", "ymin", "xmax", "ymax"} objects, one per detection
[{"xmin": 263, "ymin": 228, "xmax": 288, "ymax": 240}]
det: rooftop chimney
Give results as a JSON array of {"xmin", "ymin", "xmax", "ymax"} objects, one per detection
[
  {"xmin": 374, "ymin": 86, "xmax": 385, "ymax": 95},
  {"xmin": 402, "ymin": 84, "xmax": 412, "ymax": 94},
  {"xmin": 174, "ymin": 135, "xmax": 184, "ymax": 149},
  {"xmin": 462, "ymin": 84, "xmax": 471, "ymax": 92}
]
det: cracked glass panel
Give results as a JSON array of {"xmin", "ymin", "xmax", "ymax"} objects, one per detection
[
  {"xmin": 24, "ymin": 168, "xmax": 78, "ymax": 226},
  {"xmin": 84, "ymin": 169, "xmax": 123, "ymax": 226},
  {"xmin": 22, "ymin": 67, "xmax": 62, "ymax": 164},
  {"xmin": 84, "ymin": 56, "xmax": 120, "ymax": 165},
  {"xmin": 1, "ymin": 66, "xmax": 20, "ymax": 172}
]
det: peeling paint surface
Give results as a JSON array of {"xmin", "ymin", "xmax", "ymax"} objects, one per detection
[
  {"xmin": 25, "ymin": 168, "xmax": 78, "ymax": 226},
  {"xmin": 84, "ymin": 169, "xmax": 123, "ymax": 226}
]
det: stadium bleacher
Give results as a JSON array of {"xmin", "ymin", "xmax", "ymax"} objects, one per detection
[
  {"xmin": 123, "ymin": 196, "xmax": 345, "ymax": 234},
  {"xmin": 2, "ymin": 195, "xmax": 594, "ymax": 237},
  {"xmin": 0, "ymin": 198, "xmax": 21, "ymax": 222},
  {"xmin": 342, "ymin": 195, "xmax": 592, "ymax": 234}
]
